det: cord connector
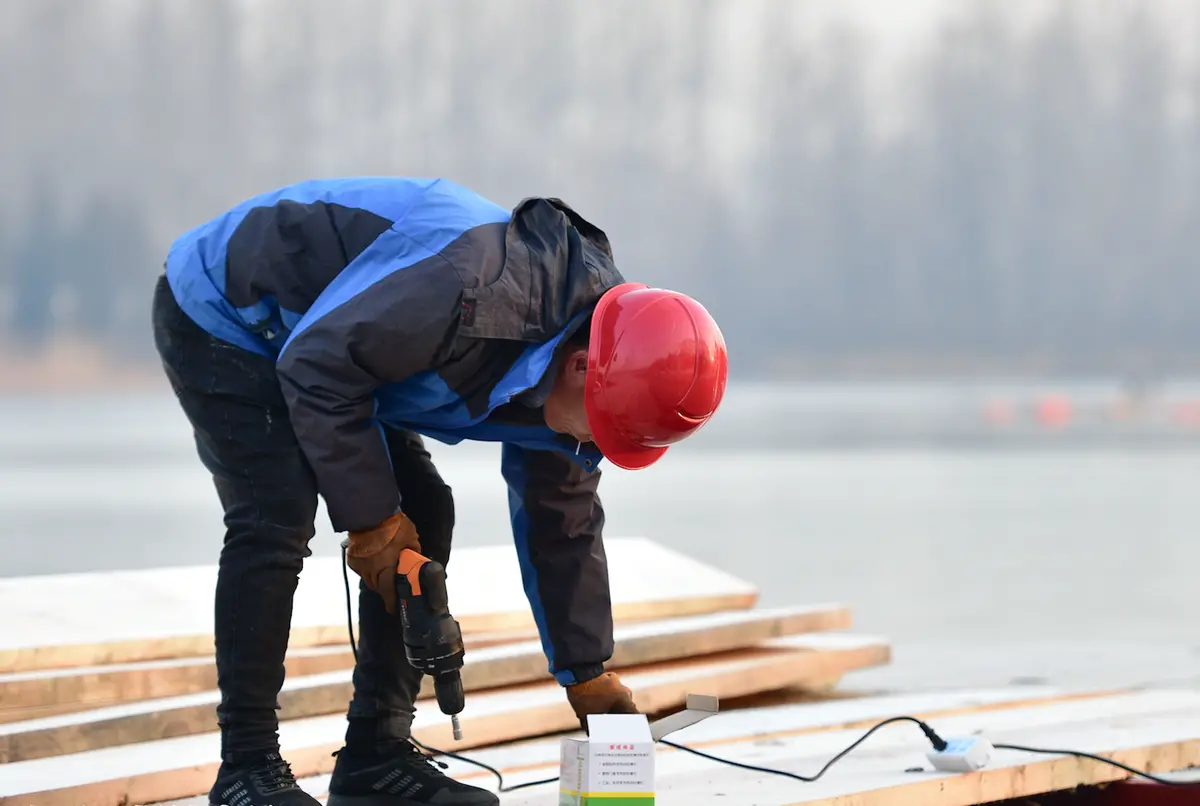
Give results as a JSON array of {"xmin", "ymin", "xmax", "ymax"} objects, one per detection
[
  {"xmin": 927, "ymin": 737, "xmax": 994, "ymax": 772},
  {"xmin": 916, "ymin": 721, "xmax": 948, "ymax": 752}
]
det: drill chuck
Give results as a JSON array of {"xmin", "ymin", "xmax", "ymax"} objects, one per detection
[
  {"xmin": 434, "ymin": 670, "xmax": 465, "ymax": 714},
  {"xmin": 435, "ymin": 673, "xmax": 465, "ymax": 740}
]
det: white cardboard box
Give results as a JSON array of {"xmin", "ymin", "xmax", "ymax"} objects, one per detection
[
  {"xmin": 560, "ymin": 714, "xmax": 655, "ymax": 805},
  {"xmin": 559, "ymin": 695, "xmax": 719, "ymax": 806}
]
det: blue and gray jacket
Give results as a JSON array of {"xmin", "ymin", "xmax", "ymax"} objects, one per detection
[{"xmin": 165, "ymin": 176, "xmax": 625, "ymax": 684}]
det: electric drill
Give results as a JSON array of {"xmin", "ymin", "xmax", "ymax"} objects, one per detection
[{"xmin": 395, "ymin": 548, "xmax": 466, "ymax": 740}]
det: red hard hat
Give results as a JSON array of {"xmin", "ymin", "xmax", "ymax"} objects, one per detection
[{"xmin": 584, "ymin": 283, "xmax": 729, "ymax": 470}]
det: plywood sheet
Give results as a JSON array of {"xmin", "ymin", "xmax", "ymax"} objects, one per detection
[
  {"xmin": 0, "ymin": 645, "xmax": 354, "ymax": 716},
  {"xmin": 0, "ymin": 537, "xmax": 758, "ymax": 673},
  {"xmin": 0, "ymin": 603, "xmax": 846, "ymax": 714},
  {"xmin": 0, "ymin": 605, "xmax": 852, "ymax": 761},
  {"xmin": 0, "ymin": 631, "xmax": 534, "ymax": 720},
  {"xmin": 496, "ymin": 688, "xmax": 1200, "ymax": 806},
  {"xmin": 0, "ymin": 631, "xmax": 539, "ymax": 717},
  {"xmin": 0, "ymin": 634, "xmax": 890, "ymax": 806}
]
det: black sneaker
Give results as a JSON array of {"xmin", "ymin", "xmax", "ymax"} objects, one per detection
[
  {"xmin": 327, "ymin": 742, "xmax": 499, "ymax": 806},
  {"xmin": 208, "ymin": 753, "xmax": 320, "ymax": 806}
]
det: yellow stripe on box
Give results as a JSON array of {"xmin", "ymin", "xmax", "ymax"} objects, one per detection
[{"xmin": 561, "ymin": 792, "xmax": 655, "ymax": 798}]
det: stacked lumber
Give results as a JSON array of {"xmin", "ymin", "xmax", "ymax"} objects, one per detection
[
  {"xmin": 0, "ymin": 537, "xmax": 892, "ymax": 805},
  {"xmin": 0, "ymin": 537, "xmax": 757, "ymax": 673}
]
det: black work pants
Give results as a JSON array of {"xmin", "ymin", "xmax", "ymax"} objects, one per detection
[{"xmin": 150, "ymin": 274, "xmax": 453, "ymax": 765}]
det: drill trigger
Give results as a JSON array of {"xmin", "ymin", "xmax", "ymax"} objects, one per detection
[{"xmin": 397, "ymin": 548, "xmax": 427, "ymax": 597}]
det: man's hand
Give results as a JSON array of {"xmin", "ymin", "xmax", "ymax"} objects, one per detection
[
  {"xmin": 565, "ymin": 671, "xmax": 639, "ymax": 732},
  {"xmin": 344, "ymin": 510, "xmax": 421, "ymax": 615}
]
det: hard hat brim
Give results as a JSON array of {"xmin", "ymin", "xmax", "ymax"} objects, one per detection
[{"xmin": 590, "ymin": 424, "xmax": 669, "ymax": 470}]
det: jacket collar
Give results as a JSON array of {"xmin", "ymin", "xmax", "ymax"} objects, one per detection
[{"xmin": 456, "ymin": 197, "xmax": 624, "ymax": 343}]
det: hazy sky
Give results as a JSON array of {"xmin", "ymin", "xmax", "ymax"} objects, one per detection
[
  {"xmin": 717, "ymin": 0, "xmax": 1200, "ymax": 145},
  {"xmin": 3, "ymin": 0, "xmax": 1198, "ymax": 371}
]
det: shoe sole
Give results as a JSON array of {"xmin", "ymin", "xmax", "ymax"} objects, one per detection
[
  {"xmin": 327, "ymin": 795, "xmax": 417, "ymax": 806},
  {"xmin": 327, "ymin": 793, "xmax": 498, "ymax": 806}
]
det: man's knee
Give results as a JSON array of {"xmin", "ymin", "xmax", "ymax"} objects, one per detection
[{"xmin": 220, "ymin": 487, "xmax": 319, "ymax": 564}]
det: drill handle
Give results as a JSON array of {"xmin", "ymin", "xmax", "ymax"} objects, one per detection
[{"xmin": 396, "ymin": 548, "xmax": 450, "ymax": 614}]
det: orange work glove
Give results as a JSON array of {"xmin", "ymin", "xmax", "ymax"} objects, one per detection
[
  {"xmin": 344, "ymin": 510, "xmax": 421, "ymax": 615},
  {"xmin": 565, "ymin": 671, "xmax": 639, "ymax": 732}
]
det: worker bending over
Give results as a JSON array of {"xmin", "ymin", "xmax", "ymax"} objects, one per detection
[{"xmin": 151, "ymin": 177, "xmax": 728, "ymax": 806}]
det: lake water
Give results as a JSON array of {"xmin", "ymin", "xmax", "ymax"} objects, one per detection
[{"xmin": 2, "ymin": 381, "xmax": 1198, "ymax": 691}]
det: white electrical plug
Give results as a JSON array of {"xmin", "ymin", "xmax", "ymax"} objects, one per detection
[{"xmin": 926, "ymin": 737, "xmax": 994, "ymax": 772}]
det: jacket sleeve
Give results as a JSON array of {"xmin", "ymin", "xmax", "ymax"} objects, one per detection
[
  {"xmin": 275, "ymin": 244, "xmax": 465, "ymax": 534},
  {"xmin": 500, "ymin": 442, "xmax": 613, "ymax": 686}
]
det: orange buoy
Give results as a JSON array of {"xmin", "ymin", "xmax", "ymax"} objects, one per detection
[{"xmin": 1035, "ymin": 393, "xmax": 1072, "ymax": 428}]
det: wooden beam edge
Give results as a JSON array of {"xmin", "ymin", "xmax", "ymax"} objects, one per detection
[
  {"xmin": 0, "ymin": 643, "xmax": 886, "ymax": 806},
  {"xmin": 781, "ymin": 737, "xmax": 1200, "ymax": 806},
  {"xmin": 0, "ymin": 593, "xmax": 763, "ymax": 675},
  {"xmin": 0, "ymin": 616, "xmax": 865, "ymax": 763}
]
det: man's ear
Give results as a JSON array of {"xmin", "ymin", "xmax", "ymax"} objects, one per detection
[{"xmin": 564, "ymin": 348, "xmax": 589, "ymax": 387}]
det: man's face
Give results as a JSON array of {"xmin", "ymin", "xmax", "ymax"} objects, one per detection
[{"xmin": 544, "ymin": 348, "xmax": 593, "ymax": 443}]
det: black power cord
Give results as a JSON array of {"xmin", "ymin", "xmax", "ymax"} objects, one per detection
[
  {"xmin": 338, "ymin": 546, "xmax": 1197, "ymax": 792},
  {"xmin": 339, "ymin": 540, "xmax": 359, "ymax": 663},
  {"xmin": 408, "ymin": 729, "xmax": 1200, "ymax": 794},
  {"xmin": 404, "ymin": 717, "xmax": 945, "ymax": 793},
  {"xmin": 409, "ymin": 736, "xmax": 561, "ymax": 793},
  {"xmin": 661, "ymin": 716, "xmax": 946, "ymax": 784}
]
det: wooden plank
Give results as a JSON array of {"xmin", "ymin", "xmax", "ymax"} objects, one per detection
[
  {"xmin": 0, "ymin": 629, "xmax": 540, "ymax": 716},
  {"xmin": 0, "ymin": 537, "xmax": 758, "ymax": 673},
  {"xmin": 0, "ymin": 646, "xmax": 352, "ymax": 716},
  {"xmin": 0, "ymin": 633, "xmax": 890, "ymax": 806},
  {"xmin": 496, "ymin": 688, "xmax": 1200, "ymax": 806},
  {"xmin": 0, "ymin": 603, "xmax": 847, "ymax": 714},
  {"xmin": 0, "ymin": 630, "xmax": 531, "ymax": 720},
  {"xmin": 0, "ymin": 604, "xmax": 852, "ymax": 761},
  {"xmin": 0, "ymin": 702, "xmax": 112, "ymax": 725}
]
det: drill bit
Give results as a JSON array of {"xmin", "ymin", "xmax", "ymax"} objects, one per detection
[{"xmin": 451, "ymin": 714, "xmax": 463, "ymax": 741}]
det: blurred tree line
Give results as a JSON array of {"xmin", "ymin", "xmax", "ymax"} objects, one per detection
[{"xmin": 0, "ymin": 0, "xmax": 1196, "ymax": 377}]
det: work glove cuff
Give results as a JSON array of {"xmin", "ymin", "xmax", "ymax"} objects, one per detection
[
  {"xmin": 566, "ymin": 671, "xmax": 639, "ymax": 733},
  {"xmin": 347, "ymin": 511, "xmax": 415, "ymax": 557},
  {"xmin": 344, "ymin": 511, "xmax": 421, "ymax": 615}
]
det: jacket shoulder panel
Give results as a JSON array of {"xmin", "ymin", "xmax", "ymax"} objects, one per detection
[{"xmin": 224, "ymin": 200, "xmax": 393, "ymax": 311}]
